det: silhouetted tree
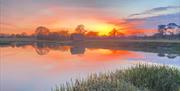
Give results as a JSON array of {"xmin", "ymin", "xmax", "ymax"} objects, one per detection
[
  {"xmin": 58, "ymin": 30, "xmax": 69, "ymax": 37},
  {"xmin": 158, "ymin": 25, "xmax": 166, "ymax": 36},
  {"xmin": 86, "ymin": 31, "xmax": 99, "ymax": 37},
  {"xmin": 35, "ymin": 26, "xmax": 50, "ymax": 35},
  {"xmin": 109, "ymin": 28, "xmax": 118, "ymax": 37},
  {"xmin": 48, "ymin": 32, "xmax": 60, "ymax": 40},
  {"xmin": 35, "ymin": 26, "xmax": 50, "ymax": 39},
  {"xmin": 75, "ymin": 24, "xmax": 87, "ymax": 34},
  {"xmin": 154, "ymin": 23, "xmax": 180, "ymax": 39},
  {"xmin": 167, "ymin": 23, "xmax": 178, "ymax": 29},
  {"xmin": 117, "ymin": 32, "xmax": 125, "ymax": 37}
]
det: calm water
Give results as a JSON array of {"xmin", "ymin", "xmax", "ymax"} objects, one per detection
[{"xmin": 1, "ymin": 44, "xmax": 180, "ymax": 91}]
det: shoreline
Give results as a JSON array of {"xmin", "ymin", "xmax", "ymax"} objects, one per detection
[{"xmin": 0, "ymin": 38, "xmax": 180, "ymax": 43}]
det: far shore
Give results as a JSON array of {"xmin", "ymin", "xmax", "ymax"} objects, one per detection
[
  {"xmin": 0, "ymin": 37, "xmax": 180, "ymax": 44},
  {"xmin": 0, "ymin": 38, "xmax": 71, "ymax": 44}
]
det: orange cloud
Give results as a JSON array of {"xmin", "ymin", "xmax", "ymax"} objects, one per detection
[
  {"xmin": 1, "ymin": 5, "xmax": 156, "ymax": 35},
  {"xmin": 102, "ymin": 17, "xmax": 156, "ymax": 35}
]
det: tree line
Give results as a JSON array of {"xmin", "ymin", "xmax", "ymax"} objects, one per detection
[{"xmin": 0, "ymin": 23, "xmax": 180, "ymax": 40}]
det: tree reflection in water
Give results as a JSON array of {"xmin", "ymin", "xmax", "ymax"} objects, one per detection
[
  {"xmin": 0, "ymin": 41, "xmax": 179, "ymax": 59},
  {"xmin": 157, "ymin": 47, "xmax": 177, "ymax": 59},
  {"xmin": 70, "ymin": 46, "xmax": 85, "ymax": 55},
  {"xmin": 34, "ymin": 42, "xmax": 50, "ymax": 55},
  {"xmin": 33, "ymin": 42, "xmax": 86, "ymax": 55}
]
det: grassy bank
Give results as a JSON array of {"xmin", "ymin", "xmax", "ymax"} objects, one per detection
[{"xmin": 53, "ymin": 64, "xmax": 180, "ymax": 91}]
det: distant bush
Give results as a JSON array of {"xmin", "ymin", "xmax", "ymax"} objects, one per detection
[{"xmin": 52, "ymin": 64, "xmax": 180, "ymax": 91}]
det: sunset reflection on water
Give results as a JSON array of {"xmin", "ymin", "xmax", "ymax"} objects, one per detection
[{"xmin": 1, "ymin": 45, "xmax": 179, "ymax": 91}]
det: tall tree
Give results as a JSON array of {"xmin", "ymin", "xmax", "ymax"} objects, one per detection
[
  {"xmin": 75, "ymin": 24, "xmax": 87, "ymax": 34},
  {"xmin": 109, "ymin": 28, "xmax": 118, "ymax": 37},
  {"xmin": 35, "ymin": 26, "xmax": 50, "ymax": 35},
  {"xmin": 158, "ymin": 25, "xmax": 166, "ymax": 35},
  {"xmin": 35, "ymin": 26, "xmax": 50, "ymax": 39},
  {"xmin": 167, "ymin": 23, "xmax": 178, "ymax": 29}
]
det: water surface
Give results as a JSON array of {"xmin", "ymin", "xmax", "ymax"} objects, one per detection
[{"xmin": 1, "ymin": 43, "xmax": 180, "ymax": 91}]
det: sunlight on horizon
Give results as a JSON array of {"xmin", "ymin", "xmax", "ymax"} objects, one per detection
[{"xmin": 49, "ymin": 19, "xmax": 121, "ymax": 35}]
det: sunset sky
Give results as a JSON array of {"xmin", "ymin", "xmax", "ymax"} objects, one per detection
[{"xmin": 0, "ymin": 0, "xmax": 180, "ymax": 35}]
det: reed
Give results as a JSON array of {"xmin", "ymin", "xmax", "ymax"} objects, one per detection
[{"xmin": 53, "ymin": 64, "xmax": 180, "ymax": 91}]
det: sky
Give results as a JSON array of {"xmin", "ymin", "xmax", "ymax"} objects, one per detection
[{"xmin": 0, "ymin": 0, "xmax": 180, "ymax": 35}]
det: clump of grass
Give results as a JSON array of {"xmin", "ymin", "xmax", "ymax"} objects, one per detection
[
  {"xmin": 53, "ymin": 64, "xmax": 180, "ymax": 91},
  {"xmin": 121, "ymin": 64, "xmax": 180, "ymax": 91}
]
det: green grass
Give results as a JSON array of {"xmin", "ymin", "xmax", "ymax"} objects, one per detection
[{"xmin": 53, "ymin": 64, "xmax": 180, "ymax": 91}]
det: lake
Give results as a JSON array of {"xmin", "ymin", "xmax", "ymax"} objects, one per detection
[{"xmin": 1, "ymin": 41, "xmax": 180, "ymax": 91}]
